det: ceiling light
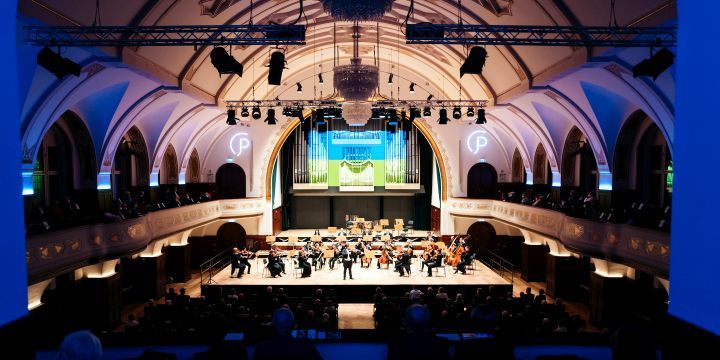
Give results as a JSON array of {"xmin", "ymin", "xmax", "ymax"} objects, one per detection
[
  {"xmin": 460, "ymin": 46, "xmax": 488, "ymax": 78},
  {"xmin": 409, "ymin": 82, "xmax": 415, "ymax": 94},
  {"xmin": 476, "ymin": 109, "xmax": 487, "ymax": 124},
  {"xmin": 210, "ymin": 47, "xmax": 243, "ymax": 77},
  {"xmin": 438, "ymin": 108, "xmax": 448, "ymax": 125},
  {"xmin": 37, "ymin": 47, "xmax": 81, "ymax": 79},
  {"xmin": 251, "ymin": 106, "xmax": 261, "ymax": 120},
  {"xmin": 296, "ymin": 82, "xmax": 303, "ymax": 93},
  {"xmin": 240, "ymin": 107, "xmax": 249, "ymax": 117},
  {"xmin": 388, "ymin": 73, "xmax": 393, "ymax": 85},
  {"xmin": 318, "ymin": 73, "xmax": 324, "ymax": 84},
  {"xmin": 423, "ymin": 107, "xmax": 431, "ymax": 117},
  {"xmin": 467, "ymin": 107, "xmax": 475, "ymax": 117},
  {"xmin": 268, "ymin": 51, "xmax": 286, "ymax": 85},
  {"xmin": 452, "ymin": 107, "xmax": 462, "ymax": 119},
  {"xmin": 265, "ymin": 108, "xmax": 277, "ymax": 125},
  {"xmin": 226, "ymin": 109, "xmax": 237, "ymax": 125},
  {"xmin": 633, "ymin": 48, "xmax": 675, "ymax": 80}
]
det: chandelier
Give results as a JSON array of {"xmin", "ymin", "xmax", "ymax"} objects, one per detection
[
  {"xmin": 333, "ymin": 58, "xmax": 379, "ymax": 101},
  {"xmin": 342, "ymin": 101, "xmax": 372, "ymax": 126},
  {"xmin": 320, "ymin": 0, "xmax": 394, "ymax": 21}
]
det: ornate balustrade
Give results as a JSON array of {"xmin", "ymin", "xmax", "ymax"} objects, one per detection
[
  {"xmin": 26, "ymin": 199, "xmax": 266, "ymax": 283},
  {"xmin": 446, "ymin": 199, "xmax": 670, "ymax": 276}
]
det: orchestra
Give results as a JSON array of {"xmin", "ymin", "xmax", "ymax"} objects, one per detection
[{"xmin": 232, "ymin": 227, "xmax": 475, "ymax": 281}]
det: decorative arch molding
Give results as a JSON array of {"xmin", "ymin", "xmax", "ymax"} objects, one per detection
[
  {"xmin": 534, "ymin": 143, "xmax": 550, "ymax": 185},
  {"xmin": 187, "ymin": 149, "xmax": 201, "ymax": 184},
  {"xmin": 511, "ymin": 148, "xmax": 525, "ymax": 183},
  {"xmin": 261, "ymin": 115, "xmax": 451, "ymax": 201},
  {"xmin": 97, "ymin": 86, "xmax": 178, "ymax": 173},
  {"xmin": 148, "ymin": 104, "xmax": 208, "ymax": 173},
  {"xmin": 485, "ymin": 111, "xmax": 533, "ymax": 172},
  {"xmin": 540, "ymin": 87, "xmax": 611, "ymax": 174},
  {"xmin": 22, "ymin": 62, "xmax": 120, "ymax": 168},
  {"xmin": 594, "ymin": 60, "xmax": 674, "ymax": 154},
  {"xmin": 160, "ymin": 144, "xmax": 179, "ymax": 185},
  {"xmin": 501, "ymin": 104, "xmax": 560, "ymax": 172}
]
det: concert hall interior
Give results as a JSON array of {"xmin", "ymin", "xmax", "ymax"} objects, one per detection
[{"xmin": 1, "ymin": 0, "xmax": 719, "ymax": 359}]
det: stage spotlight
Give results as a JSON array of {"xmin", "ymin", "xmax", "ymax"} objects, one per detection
[
  {"xmin": 210, "ymin": 47, "xmax": 243, "ymax": 77},
  {"xmin": 315, "ymin": 108, "xmax": 325, "ymax": 120},
  {"xmin": 226, "ymin": 109, "xmax": 238, "ymax": 125},
  {"xmin": 290, "ymin": 106, "xmax": 304, "ymax": 118},
  {"xmin": 460, "ymin": 46, "xmax": 488, "ymax": 78},
  {"xmin": 423, "ymin": 107, "xmax": 432, "ymax": 117},
  {"xmin": 438, "ymin": 108, "xmax": 449, "ymax": 125},
  {"xmin": 633, "ymin": 48, "xmax": 675, "ymax": 80},
  {"xmin": 452, "ymin": 107, "xmax": 462, "ymax": 119},
  {"xmin": 37, "ymin": 47, "xmax": 81, "ymax": 79},
  {"xmin": 387, "ymin": 109, "xmax": 398, "ymax": 125},
  {"xmin": 408, "ymin": 106, "xmax": 418, "ymax": 121},
  {"xmin": 467, "ymin": 107, "xmax": 475, "ymax": 117},
  {"xmin": 296, "ymin": 82, "xmax": 303, "ymax": 93},
  {"xmin": 318, "ymin": 73, "xmax": 324, "ymax": 84},
  {"xmin": 427, "ymin": 94, "xmax": 434, "ymax": 101},
  {"xmin": 388, "ymin": 73, "xmax": 394, "ymax": 85},
  {"xmin": 409, "ymin": 82, "xmax": 415, "ymax": 94},
  {"xmin": 251, "ymin": 106, "xmax": 262, "ymax": 120},
  {"xmin": 267, "ymin": 51, "xmax": 286, "ymax": 85},
  {"xmin": 265, "ymin": 109, "xmax": 277, "ymax": 125},
  {"xmin": 240, "ymin": 107, "xmax": 249, "ymax": 117},
  {"xmin": 282, "ymin": 106, "xmax": 293, "ymax": 116},
  {"xmin": 476, "ymin": 108, "xmax": 486, "ymax": 125}
]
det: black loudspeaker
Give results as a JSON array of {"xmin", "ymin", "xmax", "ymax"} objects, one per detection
[
  {"xmin": 460, "ymin": 46, "xmax": 488, "ymax": 77},
  {"xmin": 37, "ymin": 47, "xmax": 81, "ymax": 79},
  {"xmin": 267, "ymin": 51, "xmax": 286, "ymax": 85}
]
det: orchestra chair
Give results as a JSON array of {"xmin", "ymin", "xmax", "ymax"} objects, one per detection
[
  {"xmin": 406, "ymin": 220, "xmax": 414, "ymax": 234},
  {"xmin": 262, "ymin": 258, "xmax": 271, "ymax": 278},
  {"xmin": 323, "ymin": 249, "xmax": 337, "ymax": 270},
  {"xmin": 381, "ymin": 235, "xmax": 391, "ymax": 242},
  {"xmin": 292, "ymin": 259, "xmax": 304, "ymax": 278},
  {"xmin": 328, "ymin": 227, "xmax": 337, "ymax": 234},
  {"xmin": 380, "ymin": 219, "xmax": 389, "ymax": 228},
  {"xmin": 363, "ymin": 250, "xmax": 374, "ymax": 266},
  {"xmin": 373, "ymin": 224, "xmax": 383, "ymax": 232},
  {"xmin": 357, "ymin": 217, "xmax": 365, "ymax": 223},
  {"xmin": 394, "ymin": 223, "xmax": 403, "ymax": 232}
]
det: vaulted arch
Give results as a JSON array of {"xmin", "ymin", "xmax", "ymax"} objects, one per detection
[
  {"xmin": 160, "ymin": 144, "xmax": 178, "ymax": 185},
  {"xmin": 561, "ymin": 127, "xmax": 598, "ymax": 193}
]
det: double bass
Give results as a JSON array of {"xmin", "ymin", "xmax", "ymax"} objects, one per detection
[{"xmin": 445, "ymin": 235, "xmax": 466, "ymax": 266}]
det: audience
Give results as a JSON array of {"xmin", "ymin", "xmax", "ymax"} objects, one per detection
[
  {"xmin": 500, "ymin": 189, "xmax": 670, "ymax": 232},
  {"xmin": 57, "ymin": 330, "xmax": 102, "ymax": 360},
  {"xmin": 252, "ymin": 308, "xmax": 322, "ymax": 360},
  {"xmin": 387, "ymin": 304, "xmax": 451, "ymax": 360}
]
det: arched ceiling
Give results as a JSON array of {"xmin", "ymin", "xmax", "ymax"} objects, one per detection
[{"xmin": 20, "ymin": 0, "xmax": 675, "ymax": 105}]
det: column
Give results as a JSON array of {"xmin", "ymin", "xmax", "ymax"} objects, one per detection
[
  {"xmin": 165, "ymin": 245, "xmax": 192, "ymax": 283},
  {"xmin": 589, "ymin": 271, "xmax": 627, "ymax": 329},
  {"xmin": 546, "ymin": 254, "xmax": 576, "ymax": 300},
  {"xmin": 521, "ymin": 242, "xmax": 546, "ymax": 282}
]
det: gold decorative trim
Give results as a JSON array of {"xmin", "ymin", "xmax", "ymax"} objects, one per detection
[{"xmin": 264, "ymin": 115, "xmax": 449, "ymax": 201}]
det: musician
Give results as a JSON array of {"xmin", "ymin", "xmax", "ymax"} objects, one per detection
[
  {"xmin": 230, "ymin": 247, "xmax": 245, "ymax": 278},
  {"xmin": 426, "ymin": 231, "xmax": 436, "ymax": 243},
  {"xmin": 298, "ymin": 250, "xmax": 312, "ymax": 278},
  {"xmin": 341, "ymin": 245, "xmax": 354, "ymax": 280},
  {"xmin": 271, "ymin": 244, "xmax": 286, "ymax": 274},
  {"xmin": 310, "ymin": 243, "xmax": 324, "ymax": 270},
  {"xmin": 239, "ymin": 246, "xmax": 253, "ymax": 274},
  {"xmin": 421, "ymin": 246, "xmax": 437, "ymax": 272},
  {"xmin": 425, "ymin": 250, "xmax": 444, "ymax": 277},
  {"xmin": 267, "ymin": 250, "xmax": 283, "ymax": 278},
  {"xmin": 395, "ymin": 248, "xmax": 412, "ymax": 276},
  {"xmin": 328, "ymin": 243, "xmax": 339, "ymax": 270},
  {"xmin": 455, "ymin": 245, "xmax": 474, "ymax": 275}
]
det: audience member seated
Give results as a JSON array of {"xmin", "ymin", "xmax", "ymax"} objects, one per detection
[
  {"xmin": 57, "ymin": 330, "xmax": 103, "ymax": 360},
  {"xmin": 387, "ymin": 304, "xmax": 451, "ymax": 360},
  {"xmin": 252, "ymin": 308, "xmax": 322, "ymax": 360}
]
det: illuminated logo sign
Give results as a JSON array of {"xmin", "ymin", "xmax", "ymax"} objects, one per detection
[
  {"xmin": 230, "ymin": 133, "xmax": 251, "ymax": 157},
  {"xmin": 466, "ymin": 130, "xmax": 488, "ymax": 154}
]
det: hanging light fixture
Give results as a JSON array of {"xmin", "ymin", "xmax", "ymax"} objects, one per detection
[
  {"xmin": 319, "ymin": 0, "xmax": 394, "ymax": 21},
  {"xmin": 409, "ymin": 82, "xmax": 415, "ymax": 94}
]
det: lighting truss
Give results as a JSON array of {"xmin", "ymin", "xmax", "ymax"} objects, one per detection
[
  {"xmin": 405, "ymin": 24, "xmax": 676, "ymax": 47},
  {"xmin": 25, "ymin": 25, "xmax": 306, "ymax": 47},
  {"xmin": 225, "ymin": 99, "xmax": 488, "ymax": 109}
]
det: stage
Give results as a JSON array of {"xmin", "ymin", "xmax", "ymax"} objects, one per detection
[
  {"xmin": 200, "ymin": 258, "xmax": 512, "ymax": 303},
  {"xmin": 275, "ymin": 228, "xmax": 432, "ymax": 239}
]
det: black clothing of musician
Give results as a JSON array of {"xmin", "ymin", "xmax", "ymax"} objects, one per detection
[
  {"xmin": 298, "ymin": 253, "xmax": 312, "ymax": 278},
  {"xmin": 426, "ymin": 254, "xmax": 444, "ymax": 277},
  {"xmin": 455, "ymin": 249, "xmax": 474, "ymax": 274},
  {"xmin": 395, "ymin": 252, "xmax": 412, "ymax": 276},
  {"xmin": 267, "ymin": 255, "xmax": 283, "ymax": 277},
  {"xmin": 341, "ymin": 247, "xmax": 353, "ymax": 280},
  {"xmin": 230, "ymin": 249, "xmax": 245, "ymax": 278},
  {"xmin": 240, "ymin": 249, "xmax": 252, "ymax": 274}
]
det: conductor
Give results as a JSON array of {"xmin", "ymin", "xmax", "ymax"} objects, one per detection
[{"xmin": 341, "ymin": 245, "xmax": 354, "ymax": 280}]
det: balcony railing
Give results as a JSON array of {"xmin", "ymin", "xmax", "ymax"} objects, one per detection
[{"xmin": 446, "ymin": 199, "xmax": 670, "ymax": 277}]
